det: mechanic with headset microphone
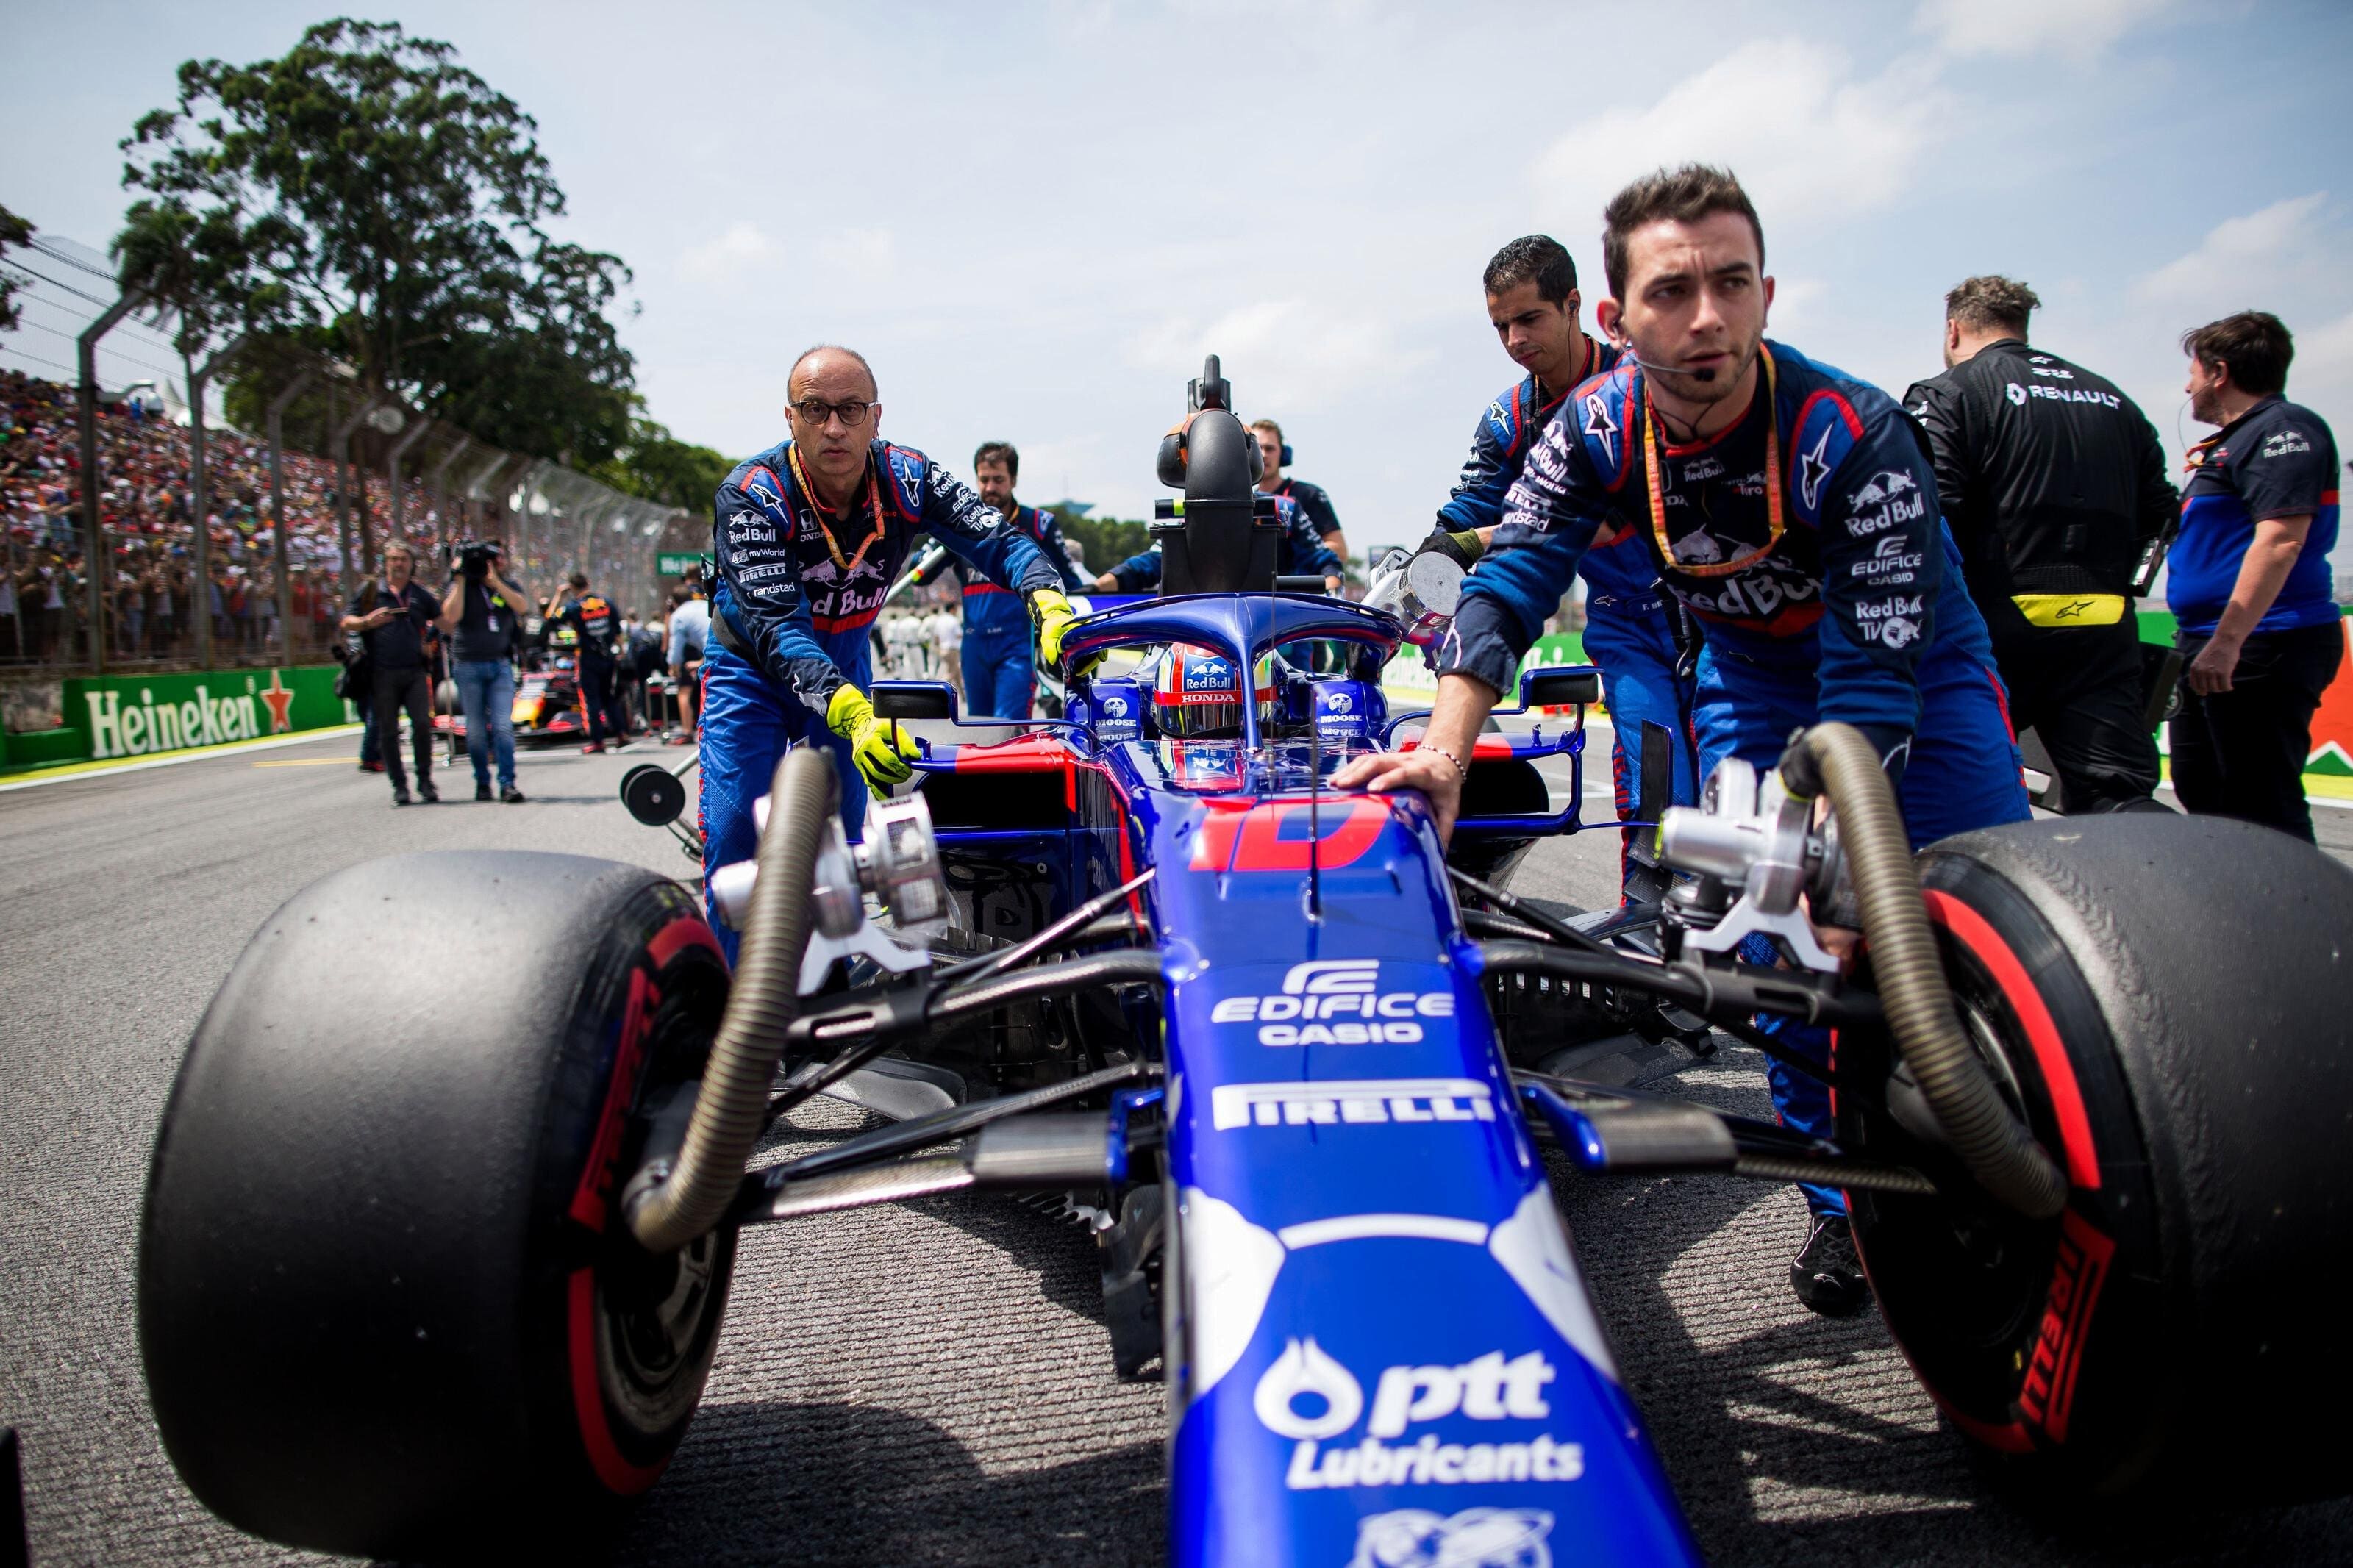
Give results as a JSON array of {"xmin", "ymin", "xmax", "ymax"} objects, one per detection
[
  {"xmin": 1420, "ymin": 234, "xmax": 1699, "ymax": 901},
  {"xmin": 701, "ymin": 344, "xmax": 1079, "ymax": 960},
  {"xmin": 1902, "ymin": 276, "xmax": 2179, "ymax": 815},
  {"xmin": 905, "ymin": 440, "xmax": 1085, "ymax": 720},
  {"xmin": 1251, "ymin": 418, "xmax": 1349, "ymax": 568},
  {"xmin": 1338, "ymin": 165, "xmax": 2030, "ymax": 1319}
]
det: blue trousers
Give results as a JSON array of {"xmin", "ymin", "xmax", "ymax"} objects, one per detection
[
  {"xmin": 1700, "ymin": 631, "xmax": 2029, "ymax": 1214},
  {"xmin": 1583, "ymin": 609, "xmax": 1699, "ymax": 900},
  {"xmin": 698, "ymin": 645, "xmax": 865, "ymax": 966},
  {"xmin": 454, "ymin": 658, "xmax": 516, "ymax": 790},
  {"xmin": 963, "ymin": 623, "xmax": 1036, "ymax": 720}
]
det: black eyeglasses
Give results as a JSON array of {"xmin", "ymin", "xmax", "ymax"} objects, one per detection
[{"xmin": 792, "ymin": 398, "xmax": 876, "ymax": 428}]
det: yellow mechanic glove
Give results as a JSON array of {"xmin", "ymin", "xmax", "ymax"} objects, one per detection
[
  {"xmin": 1029, "ymin": 588, "xmax": 1101, "ymax": 677},
  {"xmin": 826, "ymin": 684, "xmax": 921, "ymax": 791}
]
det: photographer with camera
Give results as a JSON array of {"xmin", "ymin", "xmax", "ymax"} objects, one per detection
[
  {"xmin": 439, "ymin": 540, "xmax": 527, "ymax": 803},
  {"xmin": 340, "ymin": 543, "xmax": 446, "ymax": 806}
]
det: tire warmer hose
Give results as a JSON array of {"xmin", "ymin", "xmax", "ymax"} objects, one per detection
[
  {"xmin": 627, "ymin": 747, "xmax": 830, "ymax": 1252},
  {"xmin": 1784, "ymin": 723, "xmax": 2068, "ymax": 1221}
]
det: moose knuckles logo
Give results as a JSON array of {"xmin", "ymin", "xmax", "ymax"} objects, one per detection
[
  {"xmin": 1210, "ymin": 961, "xmax": 1454, "ymax": 1045},
  {"xmin": 1252, "ymin": 1338, "xmax": 1580, "ymax": 1492}
]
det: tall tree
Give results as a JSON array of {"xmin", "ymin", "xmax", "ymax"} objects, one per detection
[
  {"xmin": 589, "ymin": 400, "xmax": 733, "ymax": 515},
  {"xmin": 0, "ymin": 204, "xmax": 33, "ymax": 333},
  {"xmin": 118, "ymin": 18, "xmax": 638, "ymax": 465}
]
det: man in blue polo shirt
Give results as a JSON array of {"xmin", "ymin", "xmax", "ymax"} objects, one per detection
[
  {"xmin": 948, "ymin": 440, "xmax": 1084, "ymax": 718},
  {"xmin": 2168, "ymin": 310, "xmax": 2343, "ymax": 842}
]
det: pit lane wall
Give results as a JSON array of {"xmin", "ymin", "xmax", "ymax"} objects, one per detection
[{"xmin": 33, "ymin": 667, "xmax": 351, "ymax": 767}]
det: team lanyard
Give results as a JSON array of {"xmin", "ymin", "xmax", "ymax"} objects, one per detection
[
  {"xmin": 1641, "ymin": 343, "xmax": 1782, "ymax": 578},
  {"xmin": 786, "ymin": 444, "xmax": 887, "ymax": 576}
]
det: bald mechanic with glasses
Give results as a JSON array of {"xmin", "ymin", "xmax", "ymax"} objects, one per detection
[{"xmin": 699, "ymin": 345, "xmax": 1082, "ymax": 959}]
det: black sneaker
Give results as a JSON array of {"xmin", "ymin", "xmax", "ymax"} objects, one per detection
[
  {"xmin": 501, "ymin": 784, "xmax": 526, "ymax": 803},
  {"xmin": 476, "ymin": 782, "xmax": 493, "ymax": 802},
  {"xmin": 393, "ymin": 786, "xmax": 413, "ymax": 806},
  {"xmin": 418, "ymin": 781, "xmax": 440, "ymax": 804},
  {"xmin": 1790, "ymin": 1211, "xmax": 1871, "ymax": 1317}
]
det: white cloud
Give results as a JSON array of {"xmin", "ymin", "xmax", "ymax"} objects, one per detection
[
  {"xmin": 1916, "ymin": 0, "xmax": 2172, "ymax": 60},
  {"xmin": 2135, "ymin": 193, "xmax": 2329, "ymax": 304},
  {"xmin": 1124, "ymin": 298, "xmax": 1435, "ymax": 415},
  {"xmin": 1532, "ymin": 40, "xmax": 1953, "ymax": 245},
  {"xmin": 815, "ymin": 228, "xmax": 896, "ymax": 275},
  {"xmin": 677, "ymin": 221, "xmax": 781, "ymax": 284}
]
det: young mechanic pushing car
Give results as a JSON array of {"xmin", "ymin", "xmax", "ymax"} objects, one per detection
[
  {"xmin": 1336, "ymin": 165, "xmax": 2030, "ymax": 1317},
  {"xmin": 700, "ymin": 345, "xmax": 1079, "ymax": 960},
  {"xmin": 1424, "ymin": 232, "xmax": 1699, "ymax": 899}
]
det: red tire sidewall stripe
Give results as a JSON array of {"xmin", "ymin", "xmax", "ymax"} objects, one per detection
[
  {"xmin": 1921, "ymin": 889, "xmax": 2100, "ymax": 1189},
  {"xmin": 568, "ymin": 1266, "xmax": 668, "ymax": 1495}
]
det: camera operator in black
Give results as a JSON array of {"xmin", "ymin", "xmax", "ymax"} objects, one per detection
[
  {"xmin": 340, "ymin": 541, "xmax": 446, "ymax": 806},
  {"xmin": 438, "ymin": 540, "xmax": 527, "ymax": 803},
  {"xmin": 1905, "ymin": 276, "xmax": 2179, "ymax": 813},
  {"xmin": 557, "ymin": 570, "xmax": 631, "ymax": 753}
]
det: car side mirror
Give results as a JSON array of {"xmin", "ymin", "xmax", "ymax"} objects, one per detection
[
  {"xmin": 1518, "ymin": 666, "xmax": 1601, "ymax": 709},
  {"xmin": 872, "ymin": 681, "xmax": 959, "ymax": 722}
]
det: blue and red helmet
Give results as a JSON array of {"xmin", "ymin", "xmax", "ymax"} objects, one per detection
[{"xmin": 1152, "ymin": 643, "xmax": 1276, "ymax": 739}]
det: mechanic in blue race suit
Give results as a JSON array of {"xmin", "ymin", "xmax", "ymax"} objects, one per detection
[
  {"xmin": 1426, "ymin": 234, "xmax": 1699, "ymax": 899},
  {"xmin": 701, "ymin": 346, "xmax": 1082, "ymax": 960},
  {"xmin": 1338, "ymin": 167, "xmax": 2029, "ymax": 1318},
  {"xmin": 1251, "ymin": 420, "xmax": 1349, "ymax": 563},
  {"xmin": 935, "ymin": 440, "xmax": 1085, "ymax": 719},
  {"xmin": 1092, "ymin": 493, "xmax": 1343, "ymax": 593}
]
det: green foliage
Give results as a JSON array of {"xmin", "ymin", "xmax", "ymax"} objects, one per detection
[
  {"xmin": 0, "ymin": 203, "xmax": 32, "ymax": 334},
  {"xmin": 117, "ymin": 18, "xmax": 637, "ymax": 465},
  {"xmin": 588, "ymin": 401, "xmax": 733, "ymax": 514},
  {"xmin": 1049, "ymin": 510, "xmax": 1149, "ymax": 576}
]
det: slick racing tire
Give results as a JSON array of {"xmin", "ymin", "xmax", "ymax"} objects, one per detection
[
  {"xmin": 140, "ymin": 853, "xmax": 736, "ymax": 1557},
  {"xmin": 1838, "ymin": 814, "xmax": 2353, "ymax": 1506}
]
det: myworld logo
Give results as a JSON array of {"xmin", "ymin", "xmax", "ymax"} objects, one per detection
[{"xmin": 1208, "ymin": 960, "xmax": 1455, "ymax": 1045}]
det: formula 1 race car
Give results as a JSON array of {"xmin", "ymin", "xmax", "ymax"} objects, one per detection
[{"xmin": 140, "ymin": 360, "xmax": 2353, "ymax": 1565}]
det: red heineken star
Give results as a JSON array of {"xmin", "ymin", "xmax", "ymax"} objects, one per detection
[{"xmin": 258, "ymin": 670, "xmax": 296, "ymax": 734}]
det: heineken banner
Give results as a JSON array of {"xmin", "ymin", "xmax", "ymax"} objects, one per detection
[{"xmin": 67, "ymin": 666, "xmax": 353, "ymax": 762}]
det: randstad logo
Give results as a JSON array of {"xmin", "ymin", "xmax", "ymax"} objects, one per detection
[
  {"xmin": 85, "ymin": 685, "xmax": 263, "ymax": 759},
  {"xmin": 1252, "ymin": 1337, "xmax": 1580, "ymax": 1491},
  {"xmin": 1209, "ymin": 961, "xmax": 1455, "ymax": 1046}
]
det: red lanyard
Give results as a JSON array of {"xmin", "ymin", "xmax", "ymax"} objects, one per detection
[
  {"xmin": 787, "ymin": 445, "xmax": 885, "ymax": 576},
  {"xmin": 1641, "ymin": 343, "xmax": 1782, "ymax": 579}
]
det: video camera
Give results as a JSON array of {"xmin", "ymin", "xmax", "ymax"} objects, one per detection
[{"xmin": 451, "ymin": 540, "xmax": 504, "ymax": 579}]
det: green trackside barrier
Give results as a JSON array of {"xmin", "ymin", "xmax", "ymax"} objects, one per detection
[{"xmin": 60, "ymin": 665, "xmax": 354, "ymax": 765}]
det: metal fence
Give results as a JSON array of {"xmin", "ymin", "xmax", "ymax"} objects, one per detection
[{"xmin": 3, "ymin": 281, "xmax": 690, "ymax": 683}]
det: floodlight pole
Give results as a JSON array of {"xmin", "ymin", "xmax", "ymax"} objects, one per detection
[
  {"xmin": 185, "ymin": 333, "xmax": 248, "ymax": 671},
  {"xmin": 331, "ymin": 395, "xmax": 379, "ymax": 596},
  {"xmin": 76, "ymin": 287, "xmax": 147, "ymax": 673},
  {"xmin": 265, "ymin": 368, "xmax": 317, "ymax": 662}
]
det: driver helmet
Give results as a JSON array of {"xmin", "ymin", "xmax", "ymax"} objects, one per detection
[{"xmin": 1151, "ymin": 643, "xmax": 1276, "ymax": 738}]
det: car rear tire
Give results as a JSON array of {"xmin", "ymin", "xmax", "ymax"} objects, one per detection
[
  {"xmin": 140, "ymin": 851, "xmax": 736, "ymax": 1557},
  {"xmin": 1838, "ymin": 814, "xmax": 2353, "ymax": 1506}
]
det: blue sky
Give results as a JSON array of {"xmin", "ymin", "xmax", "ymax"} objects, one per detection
[{"xmin": 6, "ymin": 0, "xmax": 2350, "ymax": 560}]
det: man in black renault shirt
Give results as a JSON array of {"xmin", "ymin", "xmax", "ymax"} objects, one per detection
[
  {"xmin": 340, "ymin": 541, "xmax": 444, "ymax": 806},
  {"xmin": 1904, "ymin": 276, "xmax": 2179, "ymax": 812}
]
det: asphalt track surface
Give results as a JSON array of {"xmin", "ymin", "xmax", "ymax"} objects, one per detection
[{"xmin": 2, "ymin": 727, "xmax": 2351, "ymax": 1567}]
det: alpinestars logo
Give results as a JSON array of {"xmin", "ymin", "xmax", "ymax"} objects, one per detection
[
  {"xmin": 1210, "ymin": 960, "xmax": 1455, "ymax": 1045},
  {"xmin": 1798, "ymin": 425, "xmax": 1835, "ymax": 510},
  {"xmin": 1253, "ymin": 1339, "xmax": 1581, "ymax": 1491},
  {"xmin": 1582, "ymin": 393, "xmax": 1618, "ymax": 465}
]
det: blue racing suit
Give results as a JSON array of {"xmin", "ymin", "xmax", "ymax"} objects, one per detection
[
  {"xmin": 702, "ymin": 437, "xmax": 1060, "ymax": 959},
  {"xmin": 1445, "ymin": 340, "xmax": 2029, "ymax": 1214},
  {"xmin": 1437, "ymin": 345, "xmax": 1698, "ymax": 895},
  {"xmin": 951, "ymin": 502, "xmax": 1083, "ymax": 719},
  {"xmin": 1107, "ymin": 495, "xmax": 1342, "ymax": 590}
]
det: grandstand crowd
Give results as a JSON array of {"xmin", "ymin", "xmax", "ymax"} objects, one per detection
[{"xmin": 0, "ymin": 368, "xmax": 470, "ymax": 667}]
